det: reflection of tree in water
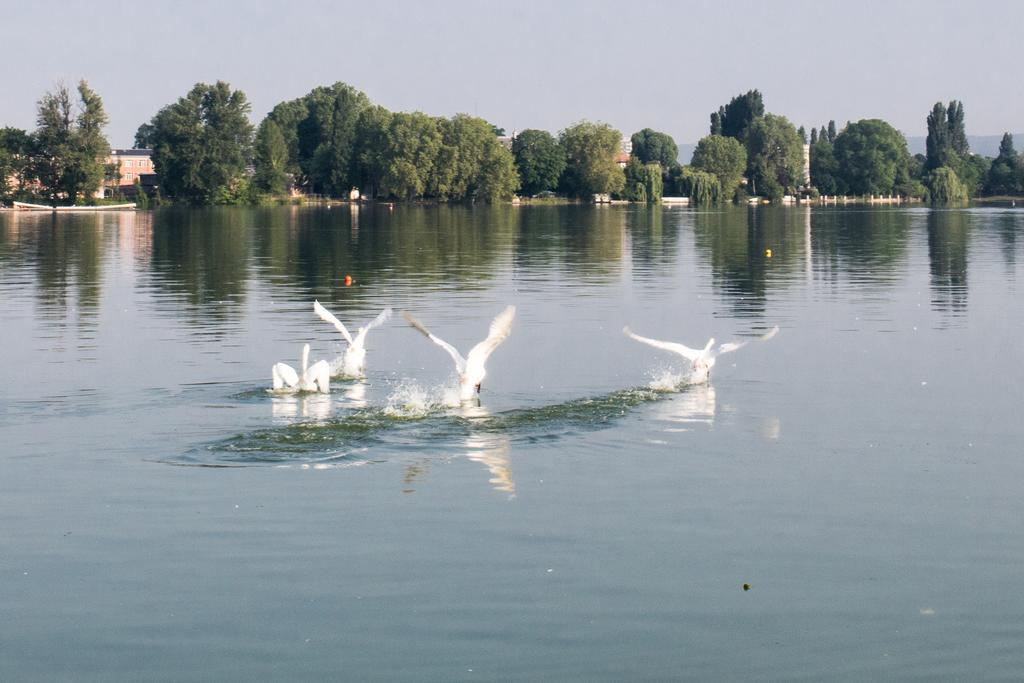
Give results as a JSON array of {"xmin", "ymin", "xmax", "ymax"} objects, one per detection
[
  {"xmin": 0, "ymin": 212, "xmax": 106, "ymax": 331},
  {"xmin": 513, "ymin": 205, "xmax": 625, "ymax": 281},
  {"xmin": 693, "ymin": 206, "xmax": 804, "ymax": 317},
  {"xmin": 255, "ymin": 204, "xmax": 517, "ymax": 301},
  {"xmin": 927, "ymin": 210, "xmax": 970, "ymax": 318},
  {"xmin": 148, "ymin": 208, "xmax": 252, "ymax": 326},
  {"xmin": 994, "ymin": 211, "xmax": 1021, "ymax": 270},
  {"xmin": 627, "ymin": 206, "xmax": 681, "ymax": 276},
  {"xmin": 810, "ymin": 208, "xmax": 911, "ymax": 286},
  {"xmin": 402, "ymin": 459, "xmax": 431, "ymax": 494}
]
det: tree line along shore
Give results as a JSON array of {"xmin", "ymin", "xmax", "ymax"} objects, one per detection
[{"xmin": 1, "ymin": 82, "xmax": 1021, "ymax": 208}]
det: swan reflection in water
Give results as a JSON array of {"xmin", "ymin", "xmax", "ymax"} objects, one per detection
[
  {"xmin": 465, "ymin": 431, "xmax": 514, "ymax": 496},
  {"xmin": 457, "ymin": 403, "xmax": 514, "ymax": 495},
  {"xmin": 344, "ymin": 381, "xmax": 368, "ymax": 408},
  {"xmin": 650, "ymin": 382, "xmax": 717, "ymax": 431},
  {"xmin": 760, "ymin": 415, "xmax": 781, "ymax": 440},
  {"xmin": 400, "ymin": 402, "xmax": 515, "ymax": 496},
  {"xmin": 271, "ymin": 392, "xmax": 333, "ymax": 421}
]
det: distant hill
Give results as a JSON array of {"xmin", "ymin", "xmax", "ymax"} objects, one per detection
[
  {"xmin": 676, "ymin": 134, "xmax": 1023, "ymax": 164},
  {"xmin": 905, "ymin": 134, "xmax": 1023, "ymax": 158},
  {"xmin": 679, "ymin": 143, "xmax": 696, "ymax": 165}
]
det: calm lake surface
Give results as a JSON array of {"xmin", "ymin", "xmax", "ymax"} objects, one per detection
[{"xmin": 2, "ymin": 204, "xmax": 1023, "ymax": 680}]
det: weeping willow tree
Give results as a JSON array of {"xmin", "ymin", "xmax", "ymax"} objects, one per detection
[
  {"xmin": 622, "ymin": 159, "xmax": 663, "ymax": 203},
  {"xmin": 629, "ymin": 181, "xmax": 648, "ymax": 203},
  {"xmin": 928, "ymin": 166, "xmax": 967, "ymax": 205},
  {"xmin": 686, "ymin": 169, "xmax": 721, "ymax": 206}
]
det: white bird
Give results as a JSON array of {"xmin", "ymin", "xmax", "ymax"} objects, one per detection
[
  {"xmin": 313, "ymin": 300, "xmax": 393, "ymax": 378},
  {"xmin": 623, "ymin": 325, "xmax": 779, "ymax": 383},
  {"xmin": 271, "ymin": 343, "xmax": 331, "ymax": 394},
  {"xmin": 403, "ymin": 306, "xmax": 516, "ymax": 402}
]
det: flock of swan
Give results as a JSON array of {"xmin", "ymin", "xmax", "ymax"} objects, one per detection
[{"xmin": 271, "ymin": 301, "xmax": 778, "ymax": 400}]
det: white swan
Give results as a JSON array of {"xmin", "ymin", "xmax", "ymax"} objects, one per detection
[
  {"xmin": 403, "ymin": 306, "xmax": 516, "ymax": 402},
  {"xmin": 271, "ymin": 343, "xmax": 331, "ymax": 394},
  {"xmin": 313, "ymin": 300, "xmax": 393, "ymax": 378},
  {"xmin": 623, "ymin": 325, "xmax": 779, "ymax": 383}
]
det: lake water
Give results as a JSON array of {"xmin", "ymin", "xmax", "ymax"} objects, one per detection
[{"xmin": 2, "ymin": 204, "xmax": 1023, "ymax": 680}]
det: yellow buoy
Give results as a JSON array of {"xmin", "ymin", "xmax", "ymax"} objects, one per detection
[{"xmin": 765, "ymin": 249, "xmax": 772, "ymax": 258}]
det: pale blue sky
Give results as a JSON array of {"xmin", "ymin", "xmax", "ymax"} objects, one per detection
[{"xmin": 2, "ymin": 0, "xmax": 1020, "ymax": 147}]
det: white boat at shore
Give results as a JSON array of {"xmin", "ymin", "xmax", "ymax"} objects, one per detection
[{"xmin": 11, "ymin": 201, "xmax": 136, "ymax": 212}]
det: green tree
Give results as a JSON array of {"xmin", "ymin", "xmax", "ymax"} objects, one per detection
[
  {"xmin": 559, "ymin": 121, "xmax": 625, "ymax": 199},
  {"xmin": 832, "ymin": 119, "xmax": 911, "ymax": 195},
  {"xmin": 710, "ymin": 90, "xmax": 764, "ymax": 142},
  {"xmin": 665, "ymin": 166, "xmax": 719, "ymax": 204},
  {"xmin": 687, "ymin": 169, "xmax": 720, "ymax": 206},
  {"xmin": 947, "ymin": 100, "xmax": 968, "ymax": 157},
  {"xmin": 477, "ymin": 135, "xmax": 520, "ymax": 201},
  {"xmin": 952, "ymin": 153, "xmax": 988, "ymax": 198},
  {"xmin": 380, "ymin": 111, "xmax": 441, "ymax": 199},
  {"xmin": 985, "ymin": 133, "xmax": 1021, "ymax": 195},
  {"xmin": 133, "ymin": 177, "xmax": 149, "ymax": 209},
  {"xmin": 266, "ymin": 82, "xmax": 371, "ymax": 195},
  {"xmin": 925, "ymin": 102, "xmax": 952, "ymax": 171},
  {"xmin": 253, "ymin": 119, "xmax": 289, "ymax": 195},
  {"xmin": 810, "ymin": 137, "xmax": 843, "ymax": 194},
  {"xmin": 924, "ymin": 100, "xmax": 983, "ymax": 197},
  {"xmin": 630, "ymin": 128, "xmax": 678, "ymax": 168},
  {"xmin": 622, "ymin": 159, "xmax": 663, "ymax": 203},
  {"xmin": 264, "ymin": 97, "xmax": 309, "ymax": 180},
  {"xmin": 894, "ymin": 156, "xmax": 927, "ymax": 198},
  {"xmin": 928, "ymin": 166, "xmax": 968, "ymax": 204},
  {"xmin": 745, "ymin": 113, "xmax": 803, "ymax": 200},
  {"xmin": 311, "ymin": 83, "xmax": 371, "ymax": 196},
  {"xmin": 146, "ymin": 81, "xmax": 254, "ymax": 204},
  {"xmin": 134, "ymin": 122, "xmax": 155, "ymax": 148},
  {"xmin": 691, "ymin": 134, "xmax": 747, "ymax": 200},
  {"xmin": 32, "ymin": 81, "xmax": 110, "ymax": 206},
  {"xmin": 0, "ymin": 127, "xmax": 33, "ymax": 202},
  {"xmin": 103, "ymin": 159, "xmax": 122, "ymax": 199},
  {"xmin": 351, "ymin": 105, "xmax": 393, "ymax": 197},
  {"xmin": 430, "ymin": 114, "xmax": 518, "ymax": 201},
  {"xmin": 512, "ymin": 129, "xmax": 565, "ymax": 196}
]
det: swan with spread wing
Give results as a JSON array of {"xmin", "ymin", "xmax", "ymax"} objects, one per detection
[
  {"xmin": 313, "ymin": 300, "xmax": 392, "ymax": 378},
  {"xmin": 402, "ymin": 306, "xmax": 516, "ymax": 402},
  {"xmin": 623, "ymin": 325, "xmax": 779, "ymax": 383}
]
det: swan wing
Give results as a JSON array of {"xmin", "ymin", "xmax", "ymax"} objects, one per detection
[
  {"xmin": 313, "ymin": 300, "xmax": 353, "ymax": 345},
  {"xmin": 402, "ymin": 311, "xmax": 466, "ymax": 372},
  {"xmin": 465, "ymin": 305, "xmax": 516, "ymax": 376},
  {"xmin": 623, "ymin": 326, "xmax": 701, "ymax": 361},
  {"xmin": 273, "ymin": 362, "xmax": 299, "ymax": 389},
  {"xmin": 716, "ymin": 326, "xmax": 779, "ymax": 357},
  {"xmin": 715, "ymin": 341, "xmax": 748, "ymax": 356},
  {"xmin": 353, "ymin": 307, "xmax": 393, "ymax": 346},
  {"xmin": 307, "ymin": 360, "xmax": 332, "ymax": 393}
]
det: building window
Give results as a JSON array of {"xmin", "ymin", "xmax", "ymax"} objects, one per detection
[{"xmin": 126, "ymin": 173, "xmax": 133, "ymax": 181}]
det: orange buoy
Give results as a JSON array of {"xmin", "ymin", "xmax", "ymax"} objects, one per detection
[{"xmin": 344, "ymin": 275, "xmax": 353, "ymax": 286}]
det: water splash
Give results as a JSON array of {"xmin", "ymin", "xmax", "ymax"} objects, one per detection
[
  {"xmin": 647, "ymin": 367, "xmax": 689, "ymax": 392},
  {"xmin": 178, "ymin": 381, "xmax": 705, "ymax": 468},
  {"xmin": 384, "ymin": 381, "xmax": 445, "ymax": 418}
]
